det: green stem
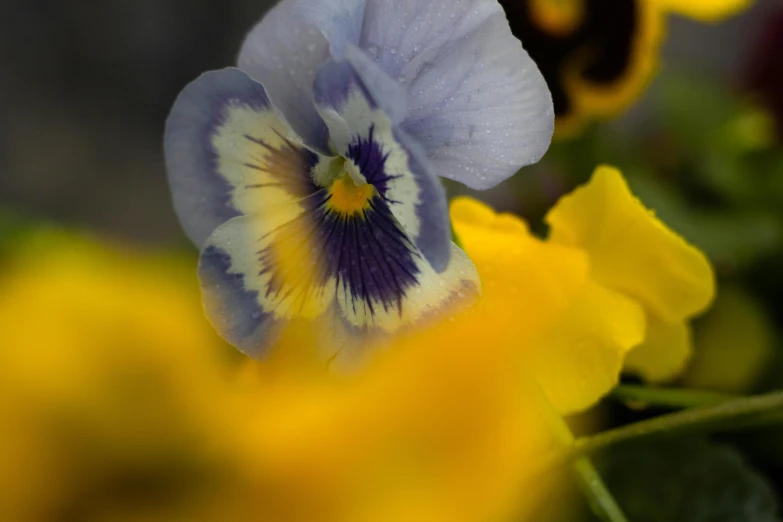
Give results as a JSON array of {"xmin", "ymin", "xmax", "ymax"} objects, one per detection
[
  {"xmin": 572, "ymin": 457, "xmax": 629, "ymax": 522},
  {"xmin": 576, "ymin": 390, "xmax": 783, "ymax": 456},
  {"xmin": 611, "ymin": 384, "xmax": 740, "ymax": 409},
  {"xmin": 544, "ymin": 401, "xmax": 629, "ymax": 522}
]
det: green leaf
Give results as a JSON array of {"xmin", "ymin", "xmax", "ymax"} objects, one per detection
[
  {"xmin": 600, "ymin": 438, "xmax": 781, "ymax": 522},
  {"xmin": 657, "ymin": 72, "xmax": 772, "ymax": 159}
]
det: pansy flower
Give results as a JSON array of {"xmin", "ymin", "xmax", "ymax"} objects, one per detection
[
  {"xmin": 498, "ymin": 0, "xmax": 751, "ymax": 134},
  {"xmin": 165, "ymin": 0, "xmax": 554, "ymax": 358}
]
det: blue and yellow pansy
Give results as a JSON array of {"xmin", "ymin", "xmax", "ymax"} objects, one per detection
[{"xmin": 165, "ymin": 0, "xmax": 555, "ymax": 358}]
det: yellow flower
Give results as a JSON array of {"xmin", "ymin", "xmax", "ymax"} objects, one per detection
[
  {"xmin": 234, "ymin": 316, "xmax": 565, "ymax": 522},
  {"xmin": 0, "ymin": 164, "xmax": 714, "ymax": 522},
  {"xmin": 451, "ymin": 198, "xmax": 644, "ymax": 415},
  {"xmin": 0, "ymin": 229, "xmax": 568, "ymax": 522},
  {"xmin": 0, "ymin": 230, "xmax": 253, "ymax": 521},
  {"xmin": 451, "ymin": 166, "xmax": 715, "ymax": 413},
  {"xmin": 545, "ymin": 166, "xmax": 715, "ymax": 383},
  {"xmin": 499, "ymin": 0, "xmax": 752, "ymax": 135}
]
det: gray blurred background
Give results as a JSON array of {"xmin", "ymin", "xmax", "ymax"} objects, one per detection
[{"xmin": 0, "ymin": 0, "xmax": 779, "ymax": 245}]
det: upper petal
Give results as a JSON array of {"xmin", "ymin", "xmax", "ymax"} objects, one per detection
[
  {"xmin": 237, "ymin": 0, "xmax": 331, "ymax": 153},
  {"xmin": 165, "ymin": 67, "xmax": 324, "ymax": 247},
  {"xmin": 295, "ymin": 0, "xmax": 367, "ymax": 59},
  {"xmin": 368, "ymin": 0, "xmax": 554, "ymax": 189},
  {"xmin": 300, "ymin": 0, "xmax": 555, "ymax": 189},
  {"xmin": 545, "ymin": 166, "xmax": 716, "ymax": 324},
  {"xmin": 313, "ymin": 59, "xmax": 451, "ymax": 272}
]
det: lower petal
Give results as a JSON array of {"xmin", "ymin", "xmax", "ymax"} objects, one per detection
[
  {"xmin": 198, "ymin": 206, "xmax": 338, "ymax": 357},
  {"xmin": 314, "ymin": 59, "xmax": 451, "ymax": 271},
  {"xmin": 337, "ymin": 241, "xmax": 480, "ymax": 335},
  {"xmin": 199, "ymin": 242, "xmax": 283, "ymax": 358},
  {"xmin": 324, "ymin": 194, "xmax": 480, "ymax": 336}
]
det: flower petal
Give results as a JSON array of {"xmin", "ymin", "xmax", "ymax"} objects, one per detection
[
  {"xmin": 295, "ymin": 0, "xmax": 366, "ymax": 59},
  {"xmin": 199, "ymin": 236, "xmax": 283, "ymax": 358},
  {"xmin": 237, "ymin": 0, "xmax": 331, "ymax": 153},
  {"xmin": 399, "ymin": 5, "xmax": 554, "ymax": 189},
  {"xmin": 335, "ymin": 236, "xmax": 481, "ymax": 341},
  {"xmin": 530, "ymin": 280, "xmax": 646, "ymax": 415},
  {"xmin": 165, "ymin": 67, "xmax": 328, "ymax": 247},
  {"xmin": 199, "ymin": 208, "xmax": 339, "ymax": 357},
  {"xmin": 623, "ymin": 313, "xmax": 691, "ymax": 383},
  {"xmin": 200, "ymin": 185, "xmax": 479, "ymax": 358},
  {"xmin": 546, "ymin": 166, "xmax": 716, "ymax": 323},
  {"xmin": 300, "ymin": 0, "xmax": 555, "ymax": 189},
  {"xmin": 313, "ymin": 59, "xmax": 451, "ymax": 271},
  {"xmin": 652, "ymin": 0, "xmax": 751, "ymax": 22},
  {"xmin": 451, "ymin": 197, "xmax": 645, "ymax": 414},
  {"xmin": 345, "ymin": 44, "xmax": 408, "ymax": 124},
  {"xmin": 240, "ymin": 302, "xmax": 562, "ymax": 522}
]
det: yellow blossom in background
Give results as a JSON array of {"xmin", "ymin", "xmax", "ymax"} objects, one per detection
[
  {"xmin": 234, "ymin": 317, "xmax": 566, "ymax": 522},
  {"xmin": 653, "ymin": 0, "xmax": 752, "ymax": 22},
  {"xmin": 0, "ymin": 229, "xmax": 569, "ymax": 522},
  {"xmin": 499, "ymin": 0, "xmax": 753, "ymax": 135},
  {"xmin": 545, "ymin": 166, "xmax": 715, "ymax": 383},
  {"xmin": 0, "ymin": 230, "xmax": 256, "ymax": 521},
  {"xmin": 0, "ymin": 166, "xmax": 716, "ymax": 521},
  {"xmin": 451, "ymin": 165, "xmax": 715, "ymax": 413}
]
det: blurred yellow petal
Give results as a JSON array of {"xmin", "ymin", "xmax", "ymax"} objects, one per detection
[
  {"xmin": 624, "ymin": 313, "xmax": 692, "ymax": 383},
  {"xmin": 452, "ymin": 197, "xmax": 645, "ymax": 415},
  {"xmin": 0, "ymin": 227, "xmax": 569, "ymax": 522},
  {"xmin": 546, "ymin": 165, "xmax": 715, "ymax": 324},
  {"xmin": 652, "ymin": 0, "xmax": 752, "ymax": 22},
  {"xmin": 0, "ymin": 230, "xmax": 251, "ymax": 520},
  {"xmin": 239, "ymin": 313, "xmax": 566, "ymax": 522},
  {"xmin": 683, "ymin": 285, "xmax": 775, "ymax": 393}
]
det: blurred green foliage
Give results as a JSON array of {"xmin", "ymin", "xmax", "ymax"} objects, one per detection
[
  {"xmin": 685, "ymin": 285, "xmax": 775, "ymax": 394},
  {"xmin": 601, "ymin": 438, "xmax": 780, "ymax": 522}
]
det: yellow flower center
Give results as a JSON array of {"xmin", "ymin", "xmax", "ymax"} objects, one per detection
[
  {"xmin": 530, "ymin": 0, "xmax": 585, "ymax": 37},
  {"xmin": 327, "ymin": 173, "xmax": 375, "ymax": 216}
]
